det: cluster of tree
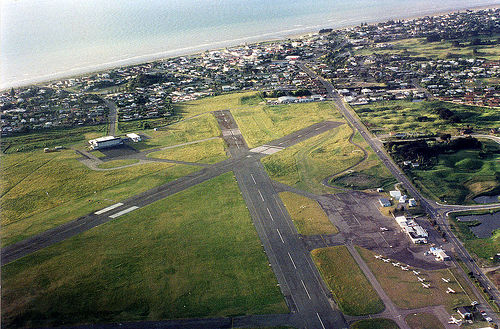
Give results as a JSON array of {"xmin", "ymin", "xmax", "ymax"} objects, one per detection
[
  {"xmin": 435, "ymin": 107, "xmax": 461, "ymax": 123},
  {"xmin": 128, "ymin": 73, "xmax": 177, "ymax": 89},
  {"xmin": 387, "ymin": 137, "xmax": 482, "ymax": 164},
  {"xmin": 261, "ymin": 89, "xmax": 311, "ymax": 98},
  {"xmin": 318, "ymin": 28, "xmax": 333, "ymax": 34}
]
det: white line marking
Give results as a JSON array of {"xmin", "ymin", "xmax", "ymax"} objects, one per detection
[
  {"xmin": 258, "ymin": 190, "xmax": 264, "ymax": 201},
  {"xmin": 267, "ymin": 208, "xmax": 274, "ymax": 221},
  {"xmin": 316, "ymin": 313, "xmax": 326, "ymax": 329},
  {"xmin": 251, "ymin": 174, "xmax": 256, "ymax": 184},
  {"xmin": 276, "ymin": 229, "xmax": 285, "ymax": 243},
  {"xmin": 301, "ymin": 280, "xmax": 311, "ymax": 299},
  {"xmin": 288, "ymin": 252, "xmax": 297, "ymax": 269},
  {"xmin": 109, "ymin": 206, "xmax": 139, "ymax": 218},
  {"xmin": 95, "ymin": 203, "xmax": 123, "ymax": 215}
]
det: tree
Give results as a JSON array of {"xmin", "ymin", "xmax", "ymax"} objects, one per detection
[{"xmin": 439, "ymin": 133, "xmax": 451, "ymax": 142}]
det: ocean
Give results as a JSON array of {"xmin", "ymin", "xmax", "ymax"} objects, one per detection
[{"xmin": 1, "ymin": 0, "xmax": 499, "ymax": 89}]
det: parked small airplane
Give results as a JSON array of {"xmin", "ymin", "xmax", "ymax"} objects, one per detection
[
  {"xmin": 442, "ymin": 278, "xmax": 450, "ymax": 283},
  {"xmin": 412, "ymin": 270, "xmax": 420, "ymax": 275},
  {"xmin": 448, "ymin": 316, "xmax": 462, "ymax": 325},
  {"xmin": 421, "ymin": 282, "xmax": 430, "ymax": 288},
  {"xmin": 382, "ymin": 258, "xmax": 390, "ymax": 263},
  {"xmin": 417, "ymin": 277, "xmax": 425, "ymax": 282},
  {"xmin": 374, "ymin": 255, "xmax": 382, "ymax": 259},
  {"xmin": 446, "ymin": 287, "xmax": 456, "ymax": 294},
  {"xmin": 401, "ymin": 266, "xmax": 409, "ymax": 271},
  {"xmin": 380, "ymin": 227, "xmax": 389, "ymax": 231},
  {"xmin": 392, "ymin": 262, "xmax": 400, "ymax": 267}
]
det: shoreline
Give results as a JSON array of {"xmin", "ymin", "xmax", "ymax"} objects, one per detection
[{"xmin": 2, "ymin": 3, "xmax": 499, "ymax": 91}]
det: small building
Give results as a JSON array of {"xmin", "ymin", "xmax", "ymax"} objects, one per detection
[
  {"xmin": 390, "ymin": 190, "xmax": 402, "ymax": 199},
  {"xmin": 126, "ymin": 133, "xmax": 141, "ymax": 142},
  {"xmin": 277, "ymin": 96, "xmax": 298, "ymax": 104},
  {"xmin": 430, "ymin": 247, "xmax": 451, "ymax": 261},
  {"xmin": 408, "ymin": 198, "xmax": 417, "ymax": 207},
  {"xmin": 399, "ymin": 195, "xmax": 408, "ymax": 203},
  {"xmin": 379, "ymin": 198, "xmax": 391, "ymax": 207},
  {"xmin": 395, "ymin": 216, "xmax": 428, "ymax": 244},
  {"xmin": 88, "ymin": 136, "xmax": 122, "ymax": 150},
  {"xmin": 456, "ymin": 306, "xmax": 473, "ymax": 319}
]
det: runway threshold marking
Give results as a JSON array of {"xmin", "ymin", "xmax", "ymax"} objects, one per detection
[
  {"xmin": 301, "ymin": 280, "xmax": 311, "ymax": 299},
  {"xmin": 95, "ymin": 203, "xmax": 123, "ymax": 215},
  {"xmin": 109, "ymin": 206, "xmax": 139, "ymax": 219},
  {"xmin": 276, "ymin": 229, "xmax": 285, "ymax": 243},
  {"xmin": 250, "ymin": 174, "xmax": 256, "ymax": 184},
  {"xmin": 288, "ymin": 252, "xmax": 297, "ymax": 269},
  {"xmin": 316, "ymin": 313, "xmax": 326, "ymax": 329},
  {"xmin": 267, "ymin": 208, "xmax": 274, "ymax": 221},
  {"xmin": 258, "ymin": 190, "xmax": 264, "ymax": 201}
]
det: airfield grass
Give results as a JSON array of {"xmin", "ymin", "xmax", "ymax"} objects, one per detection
[
  {"xmin": 175, "ymin": 92, "xmax": 258, "ymax": 117},
  {"xmin": 231, "ymin": 96, "xmax": 343, "ymax": 148},
  {"xmin": 97, "ymin": 159, "xmax": 139, "ymax": 169},
  {"xmin": 148, "ymin": 138, "xmax": 228, "ymax": 164},
  {"xmin": 448, "ymin": 208, "xmax": 500, "ymax": 266},
  {"xmin": 130, "ymin": 113, "xmax": 221, "ymax": 150},
  {"xmin": 410, "ymin": 140, "xmax": 500, "ymax": 204},
  {"xmin": 353, "ymin": 100, "xmax": 499, "ymax": 136},
  {"xmin": 355, "ymin": 37, "xmax": 500, "ymax": 61},
  {"xmin": 357, "ymin": 247, "xmax": 473, "ymax": 313},
  {"xmin": 311, "ymin": 246, "xmax": 384, "ymax": 316},
  {"xmin": 279, "ymin": 192, "xmax": 338, "ymax": 235},
  {"xmin": 1, "ymin": 149, "xmax": 199, "ymax": 246},
  {"xmin": 405, "ymin": 313, "xmax": 445, "ymax": 329},
  {"xmin": 350, "ymin": 319, "xmax": 400, "ymax": 329},
  {"xmin": 1, "ymin": 172, "xmax": 287, "ymax": 328}
]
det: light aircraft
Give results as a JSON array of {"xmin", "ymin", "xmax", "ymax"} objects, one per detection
[
  {"xmin": 448, "ymin": 316, "xmax": 462, "ymax": 325},
  {"xmin": 442, "ymin": 278, "xmax": 450, "ymax": 283},
  {"xmin": 446, "ymin": 287, "xmax": 456, "ymax": 294},
  {"xmin": 383, "ymin": 258, "xmax": 390, "ymax": 263},
  {"xmin": 417, "ymin": 277, "xmax": 425, "ymax": 282},
  {"xmin": 392, "ymin": 262, "xmax": 400, "ymax": 267},
  {"xmin": 375, "ymin": 255, "xmax": 382, "ymax": 259},
  {"xmin": 380, "ymin": 227, "xmax": 389, "ymax": 231},
  {"xmin": 413, "ymin": 270, "xmax": 420, "ymax": 275},
  {"xmin": 401, "ymin": 266, "xmax": 409, "ymax": 271},
  {"xmin": 421, "ymin": 282, "xmax": 430, "ymax": 288}
]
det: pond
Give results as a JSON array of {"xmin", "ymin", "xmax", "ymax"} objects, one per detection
[
  {"xmin": 474, "ymin": 195, "xmax": 500, "ymax": 204},
  {"xmin": 457, "ymin": 212, "xmax": 500, "ymax": 238}
]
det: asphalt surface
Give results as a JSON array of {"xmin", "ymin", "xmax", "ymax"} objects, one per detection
[{"xmin": 104, "ymin": 99, "xmax": 118, "ymax": 136}]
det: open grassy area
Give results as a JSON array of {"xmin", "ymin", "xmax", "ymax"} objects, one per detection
[
  {"xmin": 405, "ymin": 313, "xmax": 444, "ymax": 329},
  {"xmin": 355, "ymin": 37, "xmax": 500, "ymax": 61},
  {"xmin": 410, "ymin": 140, "xmax": 500, "ymax": 204},
  {"xmin": 448, "ymin": 208, "xmax": 500, "ymax": 266},
  {"xmin": 129, "ymin": 113, "xmax": 222, "ymax": 151},
  {"xmin": 231, "ymin": 97, "xmax": 343, "ymax": 148},
  {"xmin": 357, "ymin": 247, "xmax": 473, "ymax": 313},
  {"xmin": 311, "ymin": 246, "xmax": 384, "ymax": 316},
  {"xmin": 176, "ymin": 92, "xmax": 258, "ymax": 117},
  {"xmin": 353, "ymin": 100, "xmax": 499, "ymax": 136},
  {"xmin": 148, "ymin": 138, "xmax": 228, "ymax": 164},
  {"xmin": 279, "ymin": 192, "xmax": 337, "ymax": 235},
  {"xmin": 1, "ymin": 149, "xmax": 199, "ymax": 246},
  {"xmin": 263, "ymin": 125, "xmax": 365, "ymax": 194},
  {"xmin": 1, "ymin": 172, "xmax": 287, "ymax": 328},
  {"xmin": 97, "ymin": 159, "xmax": 140, "ymax": 169},
  {"xmin": 351, "ymin": 319, "xmax": 400, "ymax": 329}
]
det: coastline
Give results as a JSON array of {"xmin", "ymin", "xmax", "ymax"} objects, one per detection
[{"xmin": 2, "ymin": 3, "xmax": 499, "ymax": 91}]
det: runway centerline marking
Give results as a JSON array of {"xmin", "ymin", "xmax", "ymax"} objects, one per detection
[
  {"xmin": 109, "ymin": 206, "xmax": 139, "ymax": 219},
  {"xmin": 316, "ymin": 313, "xmax": 326, "ymax": 329},
  {"xmin": 288, "ymin": 252, "xmax": 297, "ymax": 269},
  {"xmin": 250, "ymin": 174, "xmax": 256, "ymax": 184},
  {"xmin": 95, "ymin": 203, "xmax": 123, "ymax": 215},
  {"xmin": 276, "ymin": 229, "xmax": 285, "ymax": 243},
  {"xmin": 301, "ymin": 280, "xmax": 311, "ymax": 299},
  {"xmin": 267, "ymin": 208, "xmax": 274, "ymax": 221},
  {"xmin": 258, "ymin": 190, "xmax": 264, "ymax": 201}
]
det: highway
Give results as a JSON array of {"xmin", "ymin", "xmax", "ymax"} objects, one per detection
[{"xmin": 298, "ymin": 61, "xmax": 500, "ymax": 322}]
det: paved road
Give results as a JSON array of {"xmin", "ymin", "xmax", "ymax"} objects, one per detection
[
  {"xmin": 104, "ymin": 99, "xmax": 118, "ymax": 136},
  {"xmin": 298, "ymin": 61, "xmax": 500, "ymax": 322}
]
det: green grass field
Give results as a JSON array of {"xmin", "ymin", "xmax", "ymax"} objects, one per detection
[
  {"xmin": 97, "ymin": 159, "xmax": 140, "ymax": 169},
  {"xmin": 1, "ymin": 172, "xmax": 287, "ymax": 328},
  {"xmin": 353, "ymin": 100, "xmax": 499, "ymax": 136},
  {"xmin": 262, "ymin": 125, "xmax": 366, "ymax": 194},
  {"xmin": 449, "ymin": 208, "xmax": 500, "ymax": 266},
  {"xmin": 351, "ymin": 319, "xmax": 400, "ymax": 329},
  {"xmin": 148, "ymin": 138, "xmax": 228, "ymax": 164},
  {"xmin": 1, "ymin": 149, "xmax": 199, "ymax": 246},
  {"xmin": 405, "ymin": 313, "xmax": 445, "ymax": 329},
  {"xmin": 279, "ymin": 192, "xmax": 338, "ymax": 235},
  {"xmin": 355, "ymin": 37, "xmax": 500, "ymax": 61},
  {"xmin": 311, "ymin": 246, "xmax": 384, "ymax": 316},
  {"xmin": 357, "ymin": 247, "xmax": 473, "ymax": 313},
  {"xmin": 410, "ymin": 140, "xmax": 500, "ymax": 204}
]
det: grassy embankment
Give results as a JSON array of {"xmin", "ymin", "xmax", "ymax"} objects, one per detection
[
  {"xmin": 357, "ymin": 247, "xmax": 474, "ymax": 314},
  {"xmin": 311, "ymin": 246, "xmax": 384, "ymax": 316},
  {"xmin": 353, "ymin": 100, "xmax": 499, "ymax": 136},
  {"xmin": 1, "ymin": 172, "xmax": 287, "ymax": 328},
  {"xmin": 0, "ymin": 149, "xmax": 198, "ymax": 247},
  {"xmin": 448, "ymin": 208, "xmax": 500, "ymax": 266},
  {"xmin": 148, "ymin": 138, "xmax": 228, "ymax": 164},
  {"xmin": 350, "ymin": 319, "xmax": 400, "ymax": 329},
  {"xmin": 410, "ymin": 140, "xmax": 500, "ymax": 204},
  {"xmin": 355, "ymin": 36, "xmax": 500, "ymax": 61},
  {"xmin": 405, "ymin": 313, "xmax": 445, "ymax": 329},
  {"xmin": 279, "ymin": 192, "xmax": 338, "ymax": 235}
]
